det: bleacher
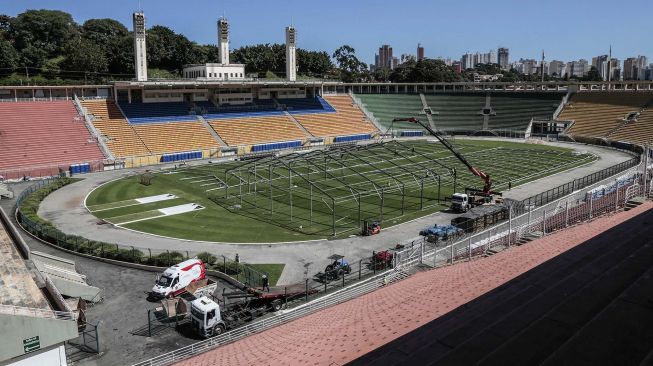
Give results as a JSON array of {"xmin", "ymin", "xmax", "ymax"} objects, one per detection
[
  {"xmin": 355, "ymin": 94, "xmax": 426, "ymax": 132},
  {"xmin": 560, "ymin": 92, "xmax": 653, "ymax": 139},
  {"xmin": 82, "ymin": 100, "xmax": 151, "ymax": 157},
  {"xmin": 488, "ymin": 93, "xmax": 561, "ymax": 130},
  {"xmin": 423, "ymin": 94, "xmax": 486, "ymax": 132},
  {"xmin": 208, "ymin": 115, "xmax": 308, "ymax": 146},
  {"xmin": 278, "ymin": 96, "xmax": 336, "ymax": 114},
  {"xmin": 608, "ymin": 107, "xmax": 653, "ymax": 145},
  {"xmin": 132, "ymin": 121, "xmax": 220, "ymax": 154},
  {"xmin": 292, "ymin": 95, "xmax": 379, "ymax": 138},
  {"xmin": 0, "ymin": 101, "xmax": 105, "ymax": 175},
  {"xmin": 118, "ymin": 101, "xmax": 197, "ymax": 123}
]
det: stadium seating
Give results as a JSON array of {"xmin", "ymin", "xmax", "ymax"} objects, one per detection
[
  {"xmin": 118, "ymin": 101, "xmax": 197, "ymax": 123},
  {"xmin": 0, "ymin": 101, "xmax": 105, "ymax": 173},
  {"xmin": 82, "ymin": 100, "xmax": 150, "ymax": 157},
  {"xmin": 560, "ymin": 92, "xmax": 653, "ymax": 139},
  {"xmin": 208, "ymin": 115, "xmax": 309, "ymax": 146},
  {"xmin": 132, "ymin": 121, "xmax": 220, "ymax": 154},
  {"xmin": 355, "ymin": 94, "xmax": 426, "ymax": 132},
  {"xmin": 423, "ymin": 94, "xmax": 486, "ymax": 132},
  {"xmin": 607, "ymin": 107, "xmax": 653, "ymax": 145},
  {"xmin": 488, "ymin": 93, "xmax": 561, "ymax": 130},
  {"xmin": 292, "ymin": 95, "xmax": 379, "ymax": 137},
  {"xmin": 278, "ymin": 96, "xmax": 336, "ymax": 114}
]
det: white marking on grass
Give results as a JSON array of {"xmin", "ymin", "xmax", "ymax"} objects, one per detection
[
  {"xmin": 190, "ymin": 178, "xmax": 217, "ymax": 183},
  {"xmin": 180, "ymin": 175, "xmax": 213, "ymax": 180},
  {"xmin": 135, "ymin": 193, "xmax": 178, "ymax": 204},
  {"xmin": 200, "ymin": 182, "xmax": 221, "ymax": 187},
  {"xmin": 116, "ymin": 203, "xmax": 205, "ymax": 225}
]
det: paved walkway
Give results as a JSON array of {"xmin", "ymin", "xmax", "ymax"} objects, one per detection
[
  {"xmin": 36, "ymin": 140, "xmax": 633, "ymax": 284},
  {"xmin": 171, "ymin": 202, "xmax": 653, "ymax": 366}
]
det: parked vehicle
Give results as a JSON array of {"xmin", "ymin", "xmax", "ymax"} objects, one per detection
[{"xmin": 149, "ymin": 258, "xmax": 206, "ymax": 300}]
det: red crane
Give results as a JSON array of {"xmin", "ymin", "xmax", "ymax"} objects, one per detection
[{"xmin": 392, "ymin": 117, "xmax": 493, "ymax": 194}]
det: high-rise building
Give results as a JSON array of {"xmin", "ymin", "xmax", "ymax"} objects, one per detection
[
  {"xmin": 217, "ymin": 18, "xmax": 229, "ymax": 65},
  {"xmin": 417, "ymin": 43, "xmax": 425, "ymax": 61},
  {"xmin": 566, "ymin": 59, "xmax": 590, "ymax": 78},
  {"xmin": 624, "ymin": 57, "xmax": 638, "ymax": 80},
  {"xmin": 548, "ymin": 60, "xmax": 566, "ymax": 78},
  {"xmin": 285, "ymin": 26, "xmax": 297, "ymax": 81},
  {"xmin": 461, "ymin": 53, "xmax": 474, "ymax": 69},
  {"xmin": 376, "ymin": 45, "xmax": 394, "ymax": 70},
  {"xmin": 498, "ymin": 48, "xmax": 509, "ymax": 70},
  {"xmin": 133, "ymin": 12, "xmax": 147, "ymax": 81}
]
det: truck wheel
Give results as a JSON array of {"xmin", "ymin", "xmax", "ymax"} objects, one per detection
[
  {"xmin": 271, "ymin": 299, "xmax": 284, "ymax": 311},
  {"xmin": 213, "ymin": 324, "xmax": 225, "ymax": 336}
]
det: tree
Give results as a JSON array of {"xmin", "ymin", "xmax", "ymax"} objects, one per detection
[
  {"xmin": 82, "ymin": 19, "xmax": 128, "ymax": 45},
  {"xmin": 0, "ymin": 14, "xmax": 11, "ymax": 39},
  {"xmin": 0, "ymin": 38, "xmax": 19, "ymax": 75},
  {"xmin": 332, "ymin": 45, "xmax": 368, "ymax": 82},
  {"xmin": 61, "ymin": 38, "xmax": 108, "ymax": 75},
  {"xmin": 297, "ymin": 49, "xmax": 332, "ymax": 77},
  {"xmin": 9, "ymin": 10, "xmax": 79, "ymax": 57},
  {"xmin": 105, "ymin": 35, "xmax": 134, "ymax": 75}
]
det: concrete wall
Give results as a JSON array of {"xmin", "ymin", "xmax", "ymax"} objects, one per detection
[
  {"xmin": 2, "ymin": 345, "xmax": 66, "ymax": 366},
  {"xmin": 0, "ymin": 315, "xmax": 77, "ymax": 363}
]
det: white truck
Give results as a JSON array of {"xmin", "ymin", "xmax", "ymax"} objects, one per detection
[
  {"xmin": 149, "ymin": 258, "xmax": 206, "ymax": 300},
  {"xmin": 450, "ymin": 189, "xmax": 498, "ymax": 213},
  {"xmin": 189, "ymin": 283, "xmax": 316, "ymax": 338}
]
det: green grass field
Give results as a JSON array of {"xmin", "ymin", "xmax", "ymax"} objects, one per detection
[{"xmin": 86, "ymin": 139, "xmax": 596, "ymax": 243}]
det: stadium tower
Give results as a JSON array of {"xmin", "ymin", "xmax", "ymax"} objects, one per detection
[
  {"xmin": 133, "ymin": 11, "xmax": 148, "ymax": 81},
  {"xmin": 218, "ymin": 17, "xmax": 229, "ymax": 65},
  {"xmin": 286, "ymin": 25, "xmax": 297, "ymax": 81}
]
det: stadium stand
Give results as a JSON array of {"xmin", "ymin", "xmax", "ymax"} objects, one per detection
[
  {"xmin": 131, "ymin": 121, "xmax": 220, "ymax": 154},
  {"xmin": 278, "ymin": 96, "xmax": 336, "ymax": 114},
  {"xmin": 560, "ymin": 92, "xmax": 653, "ymax": 139},
  {"xmin": 0, "ymin": 101, "xmax": 105, "ymax": 175},
  {"xmin": 118, "ymin": 101, "xmax": 197, "ymax": 123},
  {"xmin": 423, "ymin": 94, "xmax": 486, "ymax": 132},
  {"xmin": 353, "ymin": 203, "xmax": 653, "ymax": 366},
  {"xmin": 208, "ymin": 115, "xmax": 309, "ymax": 146},
  {"xmin": 607, "ymin": 105, "xmax": 653, "ymax": 145},
  {"xmin": 82, "ymin": 100, "xmax": 151, "ymax": 157},
  {"xmin": 292, "ymin": 95, "xmax": 379, "ymax": 137},
  {"xmin": 488, "ymin": 93, "xmax": 561, "ymax": 130},
  {"xmin": 355, "ymin": 94, "xmax": 426, "ymax": 132}
]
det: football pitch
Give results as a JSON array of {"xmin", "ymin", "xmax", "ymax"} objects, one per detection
[{"xmin": 85, "ymin": 139, "xmax": 596, "ymax": 243}]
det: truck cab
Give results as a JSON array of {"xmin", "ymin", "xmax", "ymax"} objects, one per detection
[
  {"xmin": 451, "ymin": 193, "xmax": 469, "ymax": 212},
  {"xmin": 190, "ymin": 296, "xmax": 225, "ymax": 338}
]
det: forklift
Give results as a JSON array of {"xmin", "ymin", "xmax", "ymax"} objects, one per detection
[{"xmin": 362, "ymin": 220, "xmax": 381, "ymax": 236}]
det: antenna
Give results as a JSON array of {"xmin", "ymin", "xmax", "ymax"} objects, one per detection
[{"xmin": 138, "ymin": 0, "xmax": 142, "ymax": 12}]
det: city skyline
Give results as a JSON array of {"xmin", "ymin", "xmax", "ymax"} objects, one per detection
[{"xmin": 3, "ymin": 0, "xmax": 652, "ymax": 66}]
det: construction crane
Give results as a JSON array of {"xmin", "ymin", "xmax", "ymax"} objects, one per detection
[{"xmin": 392, "ymin": 117, "xmax": 492, "ymax": 194}]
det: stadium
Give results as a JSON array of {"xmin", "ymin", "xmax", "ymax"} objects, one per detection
[{"xmin": 0, "ymin": 4, "xmax": 653, "ymax": 366}]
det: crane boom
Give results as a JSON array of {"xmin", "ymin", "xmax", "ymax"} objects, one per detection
[{"xmin": 392, "ymin": 117, "xmax": 492, "ymax": 194}]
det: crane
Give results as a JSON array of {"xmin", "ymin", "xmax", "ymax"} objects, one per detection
[{"xmin": 392, "ymin": 117, "xmax": 493, "ymax": 194}]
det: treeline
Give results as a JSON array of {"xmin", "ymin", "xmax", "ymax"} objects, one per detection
[{"xmin": 0, "ymin": 9, "xmax": 502, "ymax": 84}]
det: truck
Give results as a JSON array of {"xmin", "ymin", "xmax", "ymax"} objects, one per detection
[
  {"xmin": 189, "ymin": 283, "xmax": 316, "ymax": 338},
  {"xmin": 149, "ymin": 258, "xmax": 207, "ymax": 300},
  {"xmin": 450, "ymin": 188, "xmax": 501, "ymax": 213}
]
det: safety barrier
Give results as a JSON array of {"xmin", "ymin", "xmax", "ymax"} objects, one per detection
[{"xmin": 0, "ymin": 304, "xmax": 77, "ymax": 321}]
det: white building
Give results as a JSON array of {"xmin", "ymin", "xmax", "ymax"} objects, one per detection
[
  {"xmin": 182, "ymin": 17, "xmax": 246, "ymax": 81},
  {"xmin": 286, "ymin": 26, "xmax": 297, "ymax": 81}
]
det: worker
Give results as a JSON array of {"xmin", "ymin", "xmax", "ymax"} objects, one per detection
[
  {"xmin": 262, "ymin": 275, "xmax": 270, "ymax": 292},
  {"xmin": 508, "ymin": 180, "xmax": 512, "ymax": 190}
]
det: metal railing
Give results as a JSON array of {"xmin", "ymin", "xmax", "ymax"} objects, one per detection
[{"xmin": 0, "ymin": 303, "xmax": 77, "ymax": 321}]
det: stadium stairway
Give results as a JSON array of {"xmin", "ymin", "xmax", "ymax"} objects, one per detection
[{"xmin": 351, "ymin": 205, "xmax": 653, "ymax": 366}]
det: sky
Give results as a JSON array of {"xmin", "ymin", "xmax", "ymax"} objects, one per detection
[{"xmin": 3, "ymin": 0, "xmax": 652, "ymax": 65}]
